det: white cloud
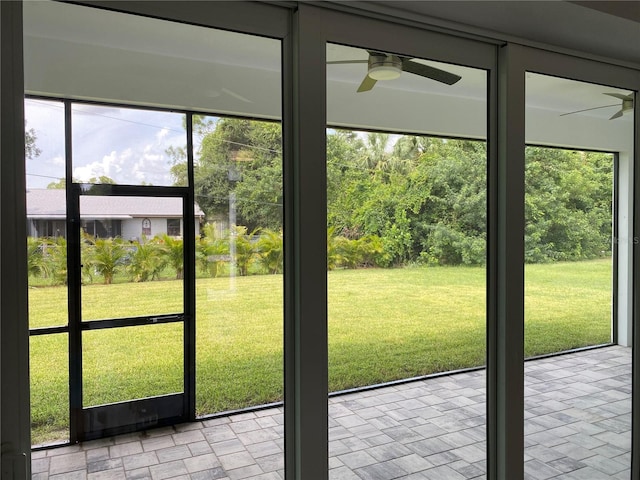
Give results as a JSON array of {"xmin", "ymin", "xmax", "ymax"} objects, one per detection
[
  {"xmin": 73, "ymin": 150, "xmax": 127, "ymax": 182},
  {"xmin": 132, "ymin": 148, "xmax": 166, "ymax": 183},
  {"xmin": 156, "ymin": 127, "xmax": 170, "ymax": 141}
]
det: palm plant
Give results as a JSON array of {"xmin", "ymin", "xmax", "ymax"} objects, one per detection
[
  {"xmin": 196, "ymin": 223, "xmax": 229, "ymax": 278},
  {"xmin": 160, "ymin": 234, "xmax": 184, "ymax": 279},
  {"xmin": 27, "ymin": 237, "xmax": 46, "ymax": 280},
  {"xmin": 327, "ymin": 226, "xmax": 345, "ymax": 271},
  {"xmin": 256, "ymin": 228, "xmax": 283, "ymax": 274},
  {"xmin": 232, "ymin": 226, "xmax": 259, "ymax": 276},
  {"xmin": 127, "ymin": 236, "xmax": 166, "ymax": 282},
  {"xmin": 85, "ymin": 236, "xmax": 127, "ymax": 285},
  {"xmin": 44, "ymin": 236, "xmax": 69, "ymax": 285}
]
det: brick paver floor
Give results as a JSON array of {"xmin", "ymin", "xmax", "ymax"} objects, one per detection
[{"xmin": 32, "ymin": 346, "xmax": 631, "ymax": 479}]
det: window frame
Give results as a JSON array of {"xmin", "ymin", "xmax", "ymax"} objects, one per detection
[{"xmin": 5, "ymin": 1, "xmax": 639, "ymax": 479}]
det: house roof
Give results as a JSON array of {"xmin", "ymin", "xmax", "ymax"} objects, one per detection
[{"xmin": 26, "ymin": 189, "xmax": 204, "ymax": 219}]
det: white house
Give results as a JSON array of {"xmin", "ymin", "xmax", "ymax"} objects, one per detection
[{"xmin": 26, "ymin": 189, "xmax": 204, "ymax": 240}]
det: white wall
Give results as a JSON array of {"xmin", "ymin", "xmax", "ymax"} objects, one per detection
[
  {"xmin": 122, "ymin": 218, "xmax": 200, "ymax": 241},
  {"xmin": 122, "ymin": 218, "xmax": 168, "ymax": 241}
]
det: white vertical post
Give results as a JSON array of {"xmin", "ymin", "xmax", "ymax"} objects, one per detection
[
  {"xmin": 617, "ymin": 151, "xmax": 633, "ymax": 347},
  {"xmin": 228, "ymin": 189, "xmax": 237, "ymax": 291}
]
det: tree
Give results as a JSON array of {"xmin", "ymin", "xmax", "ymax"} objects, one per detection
[
  {"xmin": 525, "ymin": 147, "xmax": 612, "ymax": 262},
  {"xmin": 47, "ymin": 177, "xmax": 82, "ymax": 189},
  {"xmin": 184, "ymin": 123, "xmax": 611, "ymax": 269},
  {"xmin": 48, "ymin": 176, "xmax": 115, "ymax": 189},
  {"xmin": 168, "ymin": 117, "xmax": 283, "ymax": 230},
  {"xmin": 410, "ymin": 139, "xmax": 487, "ymax": 265},
  {"xmin": 87, "ymin": 176, "xmax": 116, "ymax": 184},
  {"xmin": 25, "ymin": 124, "xmax": 41, "ymax": 160},
  {"xmin": 326, "ymin": 134, "xmax": 488, "ymax": 267},
  {"xmin": 166, "ymin": 145, "xmax": 188, "ymax": 186},
  {"xmin": 193, "ymin": 118, "xmax": 283, "ymax": 230},
  {"xmin": 47, "ymin": 178, "xmax": 66, "ymax": 189},
  {"xmin": 326, "ymin": 129, "xmax": 366, "ymax": 235}
]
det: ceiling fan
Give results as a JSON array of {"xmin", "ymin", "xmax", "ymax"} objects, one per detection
[
  {"xmin": 327, "ymin": 50, "xmax": 462, "ymax": 93},
  {"xmin": 560, "ymin": 93, "xmax": 634, "ymax": 120}
]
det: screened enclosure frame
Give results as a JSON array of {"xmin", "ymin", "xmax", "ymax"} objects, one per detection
[
  {"xmin": 1, "ymin": 1, "xmax": 639, "ymax": 479},
  {"xmin": 498, "ymin": 43, "xmax": 639, "ymax": 480}
]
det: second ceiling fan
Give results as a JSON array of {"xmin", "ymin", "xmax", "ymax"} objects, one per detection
[
  {"xmin": 328, "ymin": 50, "xmax": 462, "ymax": 93},
  {"xmin": 560, "ymin": 93, "xmax": 634, "ymax": 120}
]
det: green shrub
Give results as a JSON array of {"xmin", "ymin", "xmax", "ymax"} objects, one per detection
[
  {"xmin": 197, "ymin": 223, "xmax": 229, "ymax": 278},
  {"xmin": 127, "ymin": 236, "xmax": 166, "ymax": 282},
  {"xmin": 257, "ymin": 228, "xmax": 283, "ymax": 274},
  {"xmin": 160, "ymin": 234, "xmax": 184, "ymax": 280},
  {"xmin": 44, "ymin": 237, "xmax": 69, "ymax": 285},
  {"xmin": 84, "ymin": 236, "xmax": 127, "ymax": 285}
]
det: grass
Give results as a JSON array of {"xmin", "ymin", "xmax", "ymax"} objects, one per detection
[{"xmin": 28, "ymin": 259, "xmax": 612, "ymax": 445}]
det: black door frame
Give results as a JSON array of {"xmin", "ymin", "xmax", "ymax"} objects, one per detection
[{"xmin": 63, "ymin": 96, "xmax": 196, "ymax": 441}]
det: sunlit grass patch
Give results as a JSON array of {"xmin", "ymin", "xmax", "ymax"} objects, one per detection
[{"xmin": 29, "ymin": 259, "xmax": 612, "ymax": 445}]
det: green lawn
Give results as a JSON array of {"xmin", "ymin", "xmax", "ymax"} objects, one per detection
[{"xmin": 28, "ymin": 259, "xmax": 612, "ymax": 444}]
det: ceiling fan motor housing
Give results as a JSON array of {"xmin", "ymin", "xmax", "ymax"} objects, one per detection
[{"xmin": 368, "ymin": 54, "xmax": 402, "ymax": 80}]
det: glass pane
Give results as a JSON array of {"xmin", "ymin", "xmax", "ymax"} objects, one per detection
[
  {"xmin": 327, "ymin": 43, "xmax": 487, "ymax": 479},
  {"xmin": 195, "ymin": 115, "xmax": 284, "ymax": 416},
  {"xmin": 30, "ymin": 334, "xmax": 69, "ymax": 446},
  {"xmin": 24, "ymin": 98, "xmax": 66, "ymax": 189},
  {"xmin": 27, "ymin": 239, "xmax": 68, "ymax": 329},
  {"xmin": 80, "ymin": 195, "xmax": 187, "ymax": 321},
  {"xmin": 525, "ymin": 73, "xmax": 632, "ymax": 478},
  {"xmin": 72, "ymin": 105, "xmax": 187, "ymax": 187},
  {"xmin": 25, "ymin": 98, "xmax": 69, "ymax": 328},
  {"xmin": 525, "ymin": 146, "xmax": 614, "ymax": 355},
  {"xmin": 83, "ymin": 324, "xmax": 183, "ymax": 406}
]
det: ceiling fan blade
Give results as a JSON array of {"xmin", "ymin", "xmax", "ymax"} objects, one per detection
[
  {"xmin": 401, "ymin": 58, "xmax": 461, "ymax": 85},
  {"xmin": 221, "ymin": 88, "xmax": 252, "ymax": 103},
  {"xmin": 609, "ymin": 109, "xmax": 624, "ymax": 120},
  {"xmin": 357, "ymin": 74, "xmax": 377, "ymax": 93},
  {"xmin": 327, "ymin": 59, "xmax": 369, "ymax": 65},
  {"xmin": 604, "ymin": 92, "xmax": 633, "ymax": 101},
  {"xmin": 559, "ymin": 104, "xmax": 618, "ymax": 117}
]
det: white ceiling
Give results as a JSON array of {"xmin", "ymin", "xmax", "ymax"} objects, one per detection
[
  {"xmin": 24, "ymin": 1, "xmax": 282, "ymax": 118},
  {"xmin": 23, "ymin": 0, "xmax": 635, "ymax": 152},
  {"xmin": 351, "ymin": 1, "xmax": 640, "ymax": 67}
]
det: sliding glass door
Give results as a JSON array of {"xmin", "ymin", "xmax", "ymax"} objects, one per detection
[
  {"xmin": 319, "ymin": 11, "xmax": 495, "ymax": 478},
  {"xmin": 524, "ymin": 67, "xmax": 635, "ymax": 479}
]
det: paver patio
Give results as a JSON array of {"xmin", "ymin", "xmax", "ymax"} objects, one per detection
[{"xmin": 31, "ymin": 346, "xmax": 631, "ymax": 479}]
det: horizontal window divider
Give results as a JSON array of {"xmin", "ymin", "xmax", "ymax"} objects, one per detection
[
  {"xmin": 73, "ymin": 183, "xmax": 189, "ymax": 198},
  {"xmin": 29, "ymin": 326, "xmax": 69, "ymax": 336},
  {"xmin": 82, "ymin": 314, "xmax": 184, "ymax": 331}
]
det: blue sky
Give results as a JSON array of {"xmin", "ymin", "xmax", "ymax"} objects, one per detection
[{"xmin": 25, "ymin": 99, "xmax": 188, "ymax": 189}]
